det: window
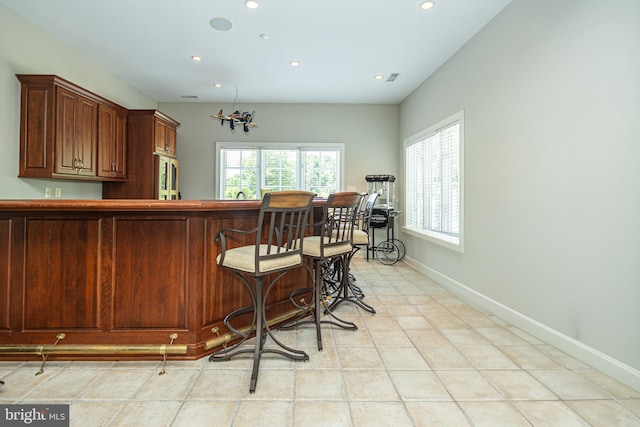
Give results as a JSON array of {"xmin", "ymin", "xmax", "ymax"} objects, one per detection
[
  {"xmin": 404, "ymin": 111, "xmax": 463, "ymax": 252},
  {"xmin": 216, "ymin": 142, "xmax": 343, "ymax": 199}
]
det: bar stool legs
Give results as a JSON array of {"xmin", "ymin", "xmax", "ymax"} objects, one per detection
[
  {"xmin": 282, "ymin": 255, "xmax": 358, "ymax": 351},
  {"xmin": 325, "ymin": 248, "xmax": 376, "ymax": 314},
  {"xmin": 209, "ymin": 271, "xmax": 309, "ymax": 393}
]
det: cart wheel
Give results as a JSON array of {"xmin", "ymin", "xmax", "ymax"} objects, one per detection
[
  {"xmin": 392, "ymin": 238, "xmax": 406, "ymax": 261},
  {"xmin": 376, "ymin": 241, "xmax": 399, "ymax": 265}
]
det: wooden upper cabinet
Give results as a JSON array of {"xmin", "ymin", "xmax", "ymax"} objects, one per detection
[
  {"xmin": 98, "ymin": 104, "xmax": 127, "ymax": 180},
  {"xmin": 166, "ymin": 125, "xmax": 177, "ymax": 157},
  {"xmin": 154, "ymin": 114, "xmax": 177, "ymax": 157},
  {"xmin": 102, "ymin": 110, "xmax": 180, "ymax": 199},
  {"xmin": 17, "ymin": 74, "xmax": 127, "ymax": 181},
  {"xmin": 55, "ymin": 86, "xmax": 98, "ymax": 177}
]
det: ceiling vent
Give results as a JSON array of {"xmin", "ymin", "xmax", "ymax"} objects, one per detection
[
  {"xmin": 181, "ymin": 95, "xmax": 199, "ymax": 99},
  {"xmin": 386, "ymin": 73, "xmax": 400, "ymax": 82}
]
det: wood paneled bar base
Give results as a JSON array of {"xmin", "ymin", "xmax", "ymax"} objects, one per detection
[{"xmin": 0, "ymin": 199, "xmax": 321, "ymax": 361}]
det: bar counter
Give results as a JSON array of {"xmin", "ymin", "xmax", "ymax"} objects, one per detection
[{"xmin": 0, "ymin": 199, "xmax": 322, "ymax": 360}]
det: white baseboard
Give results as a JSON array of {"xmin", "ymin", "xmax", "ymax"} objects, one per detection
[{"xmin": 403, "ymin": 255, "xmax": 640, "ymax": 392}]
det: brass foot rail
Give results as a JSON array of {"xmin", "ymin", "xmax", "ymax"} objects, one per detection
[{"xmin": 0, "ymin": 333, "xmax": 188, "ymax": 376}]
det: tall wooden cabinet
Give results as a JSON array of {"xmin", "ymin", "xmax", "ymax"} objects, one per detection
[
  {"xmin": 103, "ymin": 110, "xmax": 180, "ymax": 199},
  {"xmin": 17, "ymin": 75, "xmax": 127, "ymax": 181}
]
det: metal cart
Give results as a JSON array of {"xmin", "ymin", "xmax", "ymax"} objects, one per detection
[
  {"xmin": 365, "ymin": 175, "xmax": 406, "ymax": 265},
  {"xmin": 369, "ymin": 207, "xmax": 405, "ymax": 265}
]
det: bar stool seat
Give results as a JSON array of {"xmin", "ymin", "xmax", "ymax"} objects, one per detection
[
  {"xmin": 219, "ymin": 244, "xmax": 302, "ymax": 272},
  {"xmin": 302, "ymin": 237, "xmax": 352, "ymax": 258}
]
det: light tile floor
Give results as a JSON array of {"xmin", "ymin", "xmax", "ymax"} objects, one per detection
[{"xmin": 1, "ymin": 257, "xmax": 639, "ymax": 426}]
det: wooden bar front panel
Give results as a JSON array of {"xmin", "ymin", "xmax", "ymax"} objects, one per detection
[
  {"xmin": 23, "ymin": 218, "xmax": 101, "ymax": 330},
  {"xmin": 0, "ymin": 200, "xmax": 320, "ymax": 360},
  {"xmin": 0, "ymin": 218, "xmax": 13, "ymax": 331},
  {"xmin": 112, "ymin": 217, "xmax": 188, "ymax": 329}
]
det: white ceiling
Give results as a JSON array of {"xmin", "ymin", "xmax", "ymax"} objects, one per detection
[{"xmin": 1, "ymin": 0, "xmax": 511, "ymax": 104}]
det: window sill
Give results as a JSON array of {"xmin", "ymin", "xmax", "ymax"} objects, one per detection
[{"xmin": 402, "ymin": 227, "xmax": 463, "ymax": 253}]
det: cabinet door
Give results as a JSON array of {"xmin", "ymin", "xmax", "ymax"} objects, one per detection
[
  {"xmin": 76, "ymin": 96, "xmax": 98, "ymax": 177},
  {"xmin": 154, "ymin": 155, "xmax": 179, "ymax": 200},
  {"xmin": 18, "ymin": 82, "xmax": 54, "ymax": 178},
  {"xmin": 55, "ymin": 87, "xmax": 97, "ymax": 177},
  {"xmin": 155, "ymin": 154, "xmax": 169, "ymax": 200},
  {"xmin": 98, "ymin": 105, "xmax": 115, "ymax": 177},
  {"xmin": 154, "ymin": 117, "xmax": 177, "ymax": 157},
  {"xmin": 166, "ymin": 126, "xmax": 177, "ymax": 157},
  {"xmin": 113, "ymin": 110, "xmax": 127, "ymax": 178},
  {"xmin": 55, "ymin": 88, "xmax": 78, "ymax": 175},
  {"xmin": 155, "ymin": 119, "xmax": 168, "ymax": 154},
  {"xmin": 169, "ymin": 158, "xmax": 179, "ymax": 200},
  {"xmin": 98, "ymin": 105, "xmax": 127, "ymax": 179}
]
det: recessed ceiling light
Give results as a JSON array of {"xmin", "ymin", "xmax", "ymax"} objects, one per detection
[
  {"xmin": 289, "ymin": 60, "xmax": 300, "ymax": 67},
  {"xmin": 213, "ymin": 83, "xmax": 223, "ymax": 88},
  {"xmin": 191, "ymin": 55, "xmax": 203, "ymax": 62},
  {"xmin": 374, "ymin": 74, "xmax": 384, "ymax": 80},
  {"xmin": 245, "ymin": 0, "xmax": 259, "ymax": 9},
  {"xmin": 210, "ymin": 17, "xmax": 233, "ymax": 31},
  {"xmin": 419, "ymin": 1, "xmax": 435, "ymax": 10}
]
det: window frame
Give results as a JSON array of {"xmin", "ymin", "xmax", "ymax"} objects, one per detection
[
  {"xmin": 403, "ymin": 110, "xmax": 464, "ymax": 253},
  {"xmin": 215, "ymin": 141, "xmax": 345, "ymax": 199}
]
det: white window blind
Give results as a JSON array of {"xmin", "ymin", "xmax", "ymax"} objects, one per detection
[
  {"xmin": 262, "ymin": 149, "xmax": 297, "ymax": 192},
  {"xmin": 221, "ymin": 149, "xmax": 258, "ymax": 199},
  {"xmin": 405, "ymin": 111, "xmax": 463, "ymax": 250},
  {"xmin": 302, "ymin": 150, "xmax": 339, "ymax": 198}
]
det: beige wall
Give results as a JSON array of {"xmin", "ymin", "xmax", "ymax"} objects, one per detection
[
  {"xmin": 0, "ymin": 4, "xmax": 156, "ymax": 199},
  {"xmin": 400, "ymin": 0, "xmax": 640, "ymax": 389},
  {"xmin": 158, "ymin": 102, "xmax": 399, "ymax": 200}
]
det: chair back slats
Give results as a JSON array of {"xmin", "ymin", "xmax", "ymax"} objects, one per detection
[
  {"xmin": 319, "ymin": 192, "xmax": 364, "ymax": 257},
  {"xmin": 254, "ymin": 191, "xmax": 315, "ymax": 274}
]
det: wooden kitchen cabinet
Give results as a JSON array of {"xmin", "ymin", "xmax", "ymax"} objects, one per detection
[
  {"xmin": 54, "ymin": 86, "xmax": 98, "ymax": 177},
  {"xmin": 17, "ymin": 74, "xmax": 127, "ymax": 181},
  {"xmin": 155, "ymin": 117, "xmax": 177, "ymax": 157},
  {"xmin": 102, "ymin": 110, "xmax": 180, "ymax": 199},
  {"xmin": 98, "ymin": 104, "xmax": 127, "ymax": 180}
]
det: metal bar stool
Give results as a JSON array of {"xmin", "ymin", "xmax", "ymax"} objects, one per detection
[
  {"xmin": 324, "ymin": 192, "xmax": 378, "ymax": 314},
  {"xmin": 281, "ymin": 192, "xmax": 363, "ymax": 351},
  {"xmin": 208, "ymin": 190, "xmax": 315, "ymax": 393}
]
